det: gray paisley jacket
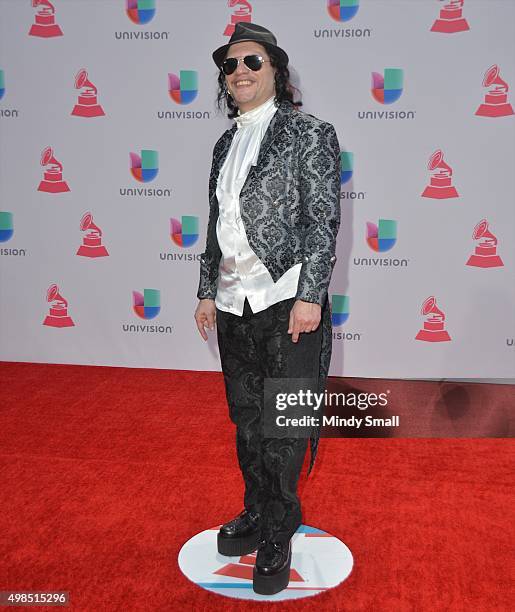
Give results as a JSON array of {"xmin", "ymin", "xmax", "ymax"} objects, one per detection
[
  {"xmin": 198, "ymin": 99, "xmax": 341, "ymax": 472},
  {"xmin": 197, "ymin": 99, "xmax": 341, "ymax": 307}
]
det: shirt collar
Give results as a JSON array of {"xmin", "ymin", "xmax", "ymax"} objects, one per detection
[{"xmin": 234, "ymin": 96, "xmax": 277, "ymax": 129}]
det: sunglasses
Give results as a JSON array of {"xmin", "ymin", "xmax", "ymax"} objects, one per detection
[{"xmin": 221, "ymin": 54, "xmax": 271, "ymax": 75}]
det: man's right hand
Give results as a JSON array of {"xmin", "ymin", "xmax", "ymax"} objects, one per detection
[{"xmin": 194, "ymin": 298, "xmax": 216, "ymax": 341}]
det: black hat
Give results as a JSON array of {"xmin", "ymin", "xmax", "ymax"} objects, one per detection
[{"xmin": 212, "ymin": 22, "xmax": 289, "ymax": 69}]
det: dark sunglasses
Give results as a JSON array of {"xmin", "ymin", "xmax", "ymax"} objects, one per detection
[{"xmin": 221, "ymin": 54, "xmax": 271, "ymax": 75}]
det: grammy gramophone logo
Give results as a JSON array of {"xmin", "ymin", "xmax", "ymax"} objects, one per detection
[
  {"xmin": 475, "ymin": 65, "xmax": 514, "ymax": 118},
  {"xmin": 224, "ymin": 0, "xmax": 252, "ymax": 37},
  {"xmin": 77, "ymin": 212, "xmax": 109, "ymax": 258},
  {"xmin": 415, "ymin": 296, "xmax": 451, "ymax": 342},
  {"xmin": 28, "ymin": 0, "xmax": 63, "ymax": 38},
  {"xmin": 43, "ymin": 283, "xmax": 75, "ymax": 328},
  {"xmin": 421, "ymin": 149, "xmax": 459, "ymax": 200},
  {"xmin": 37, "ymin": 146, "xmax": 70, "ymax": 193},
  {"xmin": 466, "ymin": 219, "xmax": 504, "ymax": 268},
  {"xmin": 71, "ymin": 69, "xmax": 105, "ymax": 118},
  {"xmin": 430, "ymin": 0, "xmax": 469, "ymax": 34}
]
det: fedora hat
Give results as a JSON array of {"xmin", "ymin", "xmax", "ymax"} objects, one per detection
[{"xmin": 212, "ymin": 22, "xmax": 289, "ymax": 69}]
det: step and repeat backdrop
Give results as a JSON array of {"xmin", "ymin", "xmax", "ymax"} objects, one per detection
[{"xmin": 0, "ymin": 0, "xmax": 514, "ymax": 378}]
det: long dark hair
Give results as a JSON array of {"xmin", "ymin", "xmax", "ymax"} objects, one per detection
[{"xmin": 216, "ymin": 45, "xmax": 302, "ymax": 119}]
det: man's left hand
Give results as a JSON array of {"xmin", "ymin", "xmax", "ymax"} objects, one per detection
[{"xmin": 288, "ymin": 300, "xmax": 321, "ymax": 343}]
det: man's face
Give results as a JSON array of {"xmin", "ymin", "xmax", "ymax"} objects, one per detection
[{"xmin": 224, "ymin": 41, "xmax": 276, "ymax": 113}]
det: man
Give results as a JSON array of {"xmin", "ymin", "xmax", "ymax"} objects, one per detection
[{"xmin": 194, "ymin": 22, "xmax": 340, "ymax": 595}]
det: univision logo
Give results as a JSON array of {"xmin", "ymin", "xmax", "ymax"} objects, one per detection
[
  {"xmin": 170, "ymin": 216, "xmax": 199, "ymax": 247},
  {"xmin": 115, "ymin": 0, "xmax": 169, "ymax": 39},
  {"xmin": 168, "ymin": 71, "xmax": 198, "ymax": 105},
  {"xmin": 160, "ymin": 216, "xmax": 201, "ymax": 262},
  {"xmin": 340, "ymin": 151, "xmax": 365, "ymax": 200},
  {"xmin": 331, "ymin": 294, "xmax": 361, "ymax": 340},
  {"xmin": 331, "ymin": 294, "xmax": 350, "ymax": 326},
  {"xmin": 315, "ymin": 0, "xmax": 371, "ymax": 39},
  {"xmin": 354, "ymin": 219, "xmax": 409, "ymax": 267},
  {"xmin": 130, "ymin": 149, "xmax": 158, "ymax": 182},
  {"xmin": 372, "ymin": 68, "xmax": 403, "ymax": 104},
  {"xmin": 366, "ymin": 219, "xmax": 396, "ymax": 252},
  {"xmin": 123, "ymin": 288, "xmax": 172, "ymax": 333},
  {"xmin": 132, "ymin": 288, "xmax": 160, "ymax": 319},
  {"xmin": 126, "ymin": 0, "xmax": 156, "ymax": 24},
  {"xmin": 159, "ymin": 71, "xmax": 211, "ymax": 119},
  {"xmin": 0, "ymin": 69, "xmax": 19, "ymax": 118},
  {"xmin": 359, "ymin": 68, "xmax": 415, "ymax": 120},
  {"xmin": 340, "ymin": 151, "xmax": 353, "ymax": 185},
  {"xmin": 0, "ymin": 211, "xmax": 13, "ymax": 242},
  {"xmin": 327, "ymin": 0, "xmax": 359, "ymax": 22},
  {"xmin": 0, "ymin": 212, "xmax": 26, "ymax": 256},
  {"xmin": 120, "ymin": 149, "xmax": 171, "ymax": 197}
]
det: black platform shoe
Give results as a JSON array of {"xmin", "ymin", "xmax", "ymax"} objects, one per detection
[
  {"xmin": 217, "ymin": 509, "xmax": 261, "ymax": 556},
  {"xmin": 253, "ymin": 539, "xmax": 292, "ymax": 595}
]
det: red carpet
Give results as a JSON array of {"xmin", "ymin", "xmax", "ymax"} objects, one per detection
[{"xmin": 0, "ymin": 362, "xmax": 513, "ymax": 611}]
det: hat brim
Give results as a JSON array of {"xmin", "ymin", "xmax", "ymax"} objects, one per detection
[{"xmin": 212, "ymin": 39, "xmax": 289, "ymax": 70}]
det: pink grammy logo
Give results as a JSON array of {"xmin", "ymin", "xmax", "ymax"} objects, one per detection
[
  {"xmin": 43, "ymin": 283, "xmax": 75, "ymax": 328},
  {"xmin": 421, "ymin": 149, "xmax": 459, "ymax": 199},
  {"xmin": 214, "ymin": 551, "xmax": 305, "ymax": 584},
  {"xmin": 37, "ymin": 146, "xmax": 70, "ymax": 193},
  {"xmin": 77, "ymin": 212, "xmax": 109, "ymax": 258},
  {"xmin": 224, "ymin": 0, "xmax": 252, "ymax": 36},
  {"xmin": 415, "ymin": 296, "xmax": 451, "ymax": 342},
  {"xmin": 475, "ymin": 65, "xmax": 514, "ymax": 118},
  {"xmin": 71, "ymin": 69, "xmax": 105, "ymax": 118},
  {"xmin": 466, "ymin": 219, "xmax": 504, "ymax": 268},
  {"xmin": 430, "ymin": 0, "xmax": 469, "ymax": 34},
  {"xmin": 29, "ymin": 0, "xmax": 63, "ymax": 38}
]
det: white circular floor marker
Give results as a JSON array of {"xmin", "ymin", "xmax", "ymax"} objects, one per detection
[{"xmin": 178, "ymin": 524, "xmax": 353, "ymax": 601}]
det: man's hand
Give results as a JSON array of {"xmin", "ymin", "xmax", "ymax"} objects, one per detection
[
  {"xmin": 194, "ymin": 298, "xmax": 216, "ymax": 341},
  {"xmin": 288, "ymin": 299, "xmax": 321, "ymax": 343}
]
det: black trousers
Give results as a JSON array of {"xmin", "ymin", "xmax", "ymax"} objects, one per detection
[{"xmin": 216, "ymin": 297, "xmax": 323, "ymax": 544}]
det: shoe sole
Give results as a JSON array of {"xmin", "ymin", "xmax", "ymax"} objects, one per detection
[
  {"xmin": 217, "ymin": 529, "xmax": 260, "ymax": 556},
  {"xmin": 252, "ymin": 560, "xmax": 291, "ymax": 595}
]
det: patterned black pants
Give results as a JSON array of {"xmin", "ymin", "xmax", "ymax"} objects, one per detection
[{"xmin": 216, "ymin": 297, "xmax": 323, "ymax": 544}]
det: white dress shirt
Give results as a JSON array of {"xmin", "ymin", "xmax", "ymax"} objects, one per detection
[{"xmin": 215, "ymin": 95, "xmax": 302, "ymax": 316}]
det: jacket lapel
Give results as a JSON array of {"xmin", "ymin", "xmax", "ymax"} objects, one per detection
[
  {"xmin": 215, "ymin": 125, "xmax": 237, "ymax": 176},
  {"xmin": 211, "ymin": 101, "xmax": 294, "ymax": 200},
  {"xmin": 240, "ymin": 100, "xmax": 294, "ymax": 194},
  {"xmin": 209, "ymin": 125, "xmax": 236, "ymax": 202},
  {"xmin": 254, "ymin": 100, "xmax": 293, "ymax": 169}
]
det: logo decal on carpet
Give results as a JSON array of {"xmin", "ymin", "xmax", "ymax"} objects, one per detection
[{"xmin": 178, "ymin": 524, "xmax": 353, "ymax": 601}]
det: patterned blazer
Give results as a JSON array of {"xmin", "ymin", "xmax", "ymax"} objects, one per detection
[{"xmin": 197, "ymin": 99, "xmax": 341, "ymax": 307}]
